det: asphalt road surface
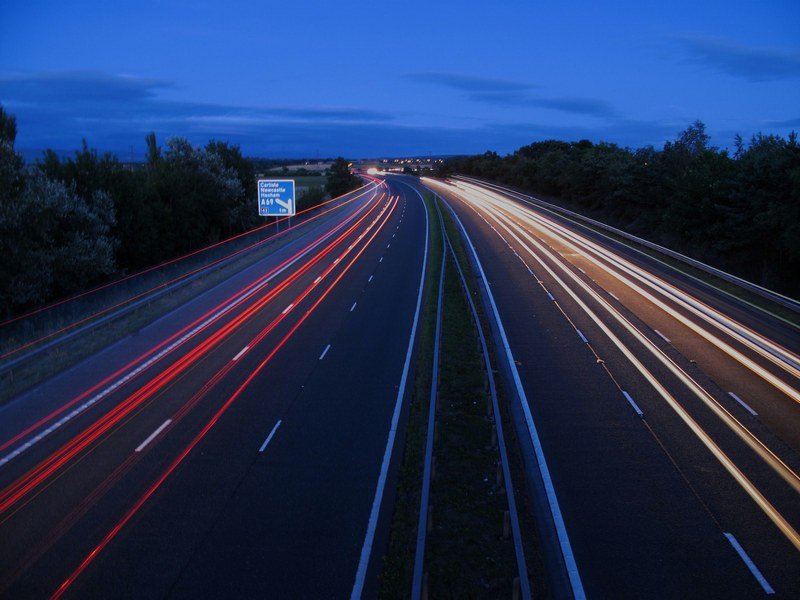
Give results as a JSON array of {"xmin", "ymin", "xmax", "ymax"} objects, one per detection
[
  {"xmin": 0, "ymin": 178, "xmax": 429, "ymax": 599},
  {"xmin": 421, "ymin": 175, "xmax": 800, "ymax": 599},
  {"xmin": 2, "ymin": 171, "xmax": 798, "ymax": 599}
]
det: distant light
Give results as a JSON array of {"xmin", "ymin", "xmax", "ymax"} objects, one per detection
[{"xmin": 367, "ymin": 168, "xmax": 379, "ymax": 175}]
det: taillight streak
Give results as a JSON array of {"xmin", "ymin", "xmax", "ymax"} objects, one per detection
[
  {"xmin": 0, "ymin": 196, "xmax": 391, "ymax": 515},
  {"xmin": 1, "ymin": 185, "xmax": 379, "ymax": 359},
  {"xmin": 0, "ymin": 192, "xmax": 384, "ymax": 459},
  {"xmin": 49, "ymin": 194, "xmax": 400, "ymax": 600},
  {"xmin": 1, "ymin": 195, "xmax": 398, "ymax": 593}
]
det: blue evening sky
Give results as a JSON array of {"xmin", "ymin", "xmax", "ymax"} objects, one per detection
[{"xmin": 1, "ymin": 0, "xmax": 798, "ymax": 158}]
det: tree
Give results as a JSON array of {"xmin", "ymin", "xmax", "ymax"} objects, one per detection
[
  {"xmin": 326, "ymin": 157, "xmax": 360, "ymax": 198},
  {"xmin": 672, "ymin": 120, "xmax": 710, "ymax": 156},
  {"xmin": 438, "ymin": 120, "xmax": 799, "ymax": 296},
  {"xmin": 0, "ymin": 172, "xmax": 116, "ymax": 313},
  {"xmin": 206, "ymin": 140, "xmax": 258, "ymax": 232},
  {"xmin": 0, "ymin": 105, "xmax": 24, "ymax": 201}
]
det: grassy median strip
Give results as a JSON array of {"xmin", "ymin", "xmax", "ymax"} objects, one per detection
[
  {"xmin": 381, "ymin": 191, "xmax": 540, "ymax": 598},
  {"xmin": 438, "ymin": 196, "xmax": 550, "ymax": 599},
  {"xmin": 424, "ymin": 248, "xmax": 519, "ymax": 597},
  {"xmin": 379, "ymin": 191, "xmax": 442, "ymax": 598}
]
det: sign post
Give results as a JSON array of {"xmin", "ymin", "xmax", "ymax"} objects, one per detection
[{"xmin": 257, "ymin": 179, "xmax": 296, "ymax": 217}]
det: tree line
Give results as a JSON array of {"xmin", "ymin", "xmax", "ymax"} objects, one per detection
[
  {"xmin": 440, "ymin": 121, "xmax": 800, "ymax": 298},
  {"xmin": 0, "ymin": 105, "xmax": 361, "ymax": 317}
]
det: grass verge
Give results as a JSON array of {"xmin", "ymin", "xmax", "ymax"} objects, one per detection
[{"xmin": 0, "ymin": 206, "xmax": 338, "ymax": 404}]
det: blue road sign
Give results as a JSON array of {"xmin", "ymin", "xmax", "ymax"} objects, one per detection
[{"xmin": 258, "ymin": 179, "xmax": 296, "ymax": 216}]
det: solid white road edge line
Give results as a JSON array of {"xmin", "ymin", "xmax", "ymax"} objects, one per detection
[
  {"xmin": 351, "ymin": 182, "xmax": 429, "ymax": 599},
  {"xmin": 440, "ymin": 194, "xmax": 586, "ymax": 599}
]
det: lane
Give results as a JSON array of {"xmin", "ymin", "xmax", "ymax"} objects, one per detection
[
  {"xmin": 457, "ymin": 176, "xmax": 800, "ymax": 352},
  {"xmin": 423, "ymin": 177, "xmax": 800, "ymax": 598},
  {"xmin": 0, "ymin": 185, "xmax": 388, "ymax": 503},
  {"xmin": 0, "ymin": 179, "xmax": 429, "ymax": 598},
  {"xmin": 0, "ymin": 182, "xmax": 384, "ymax": 457},
  {"xmin": 159, "ymin": 181, "xmax": 426, "ymax": 599},
  {"xmin": 0, "ymin": 188, "xmax": 396, "ymax": 595}
]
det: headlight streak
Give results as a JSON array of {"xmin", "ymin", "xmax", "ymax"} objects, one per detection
[
  {"xmin": 458, "ymin": 176, "xmax": 800, "ymax": 329},
  {"xmin": 449, "ymin": 179, "xmax": 800, "ymax": 378},
  {"xmin": 450, "ymin": 180, "xmax": 800, "ymax": 393},
  {"xmin": 429, "ymin": 179, "xmax": 800, "ymax": 553}
]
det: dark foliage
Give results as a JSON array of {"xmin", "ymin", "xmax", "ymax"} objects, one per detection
[
  {"xmin": 441, "ymin": 121, "xmax": 800, "ymax": 296},
  {"xmin": 0, "ymin": 104, "xmax": 262, "ymax": 316},
  {"xmin": 326, "ymin": 157, "xmax": 361, "ymax": 198}
]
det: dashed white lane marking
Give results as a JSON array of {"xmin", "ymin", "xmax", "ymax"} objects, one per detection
[
  {"xmin": 729, "ymin": 392, "xmax": 758, "ymax": 416},
  {"xmin": 135, "ymin": 419, "xmax": 172, "ymax": 453},
  {"xmin": 319, "ymin": 344, "xmax": 331, "ymax": 360},
  {"xmin": 723, "ymin": 533, "xmax": 774, "ymax": 594},
  {"xmin": 622, "ymin": 391, "xmax": 644, "ymax": 417},
  {"xmin": 259, "ymin": 420, "xmax": 282, "ymax": 453}
]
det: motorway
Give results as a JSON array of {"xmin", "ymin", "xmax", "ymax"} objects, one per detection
[
  {"xmin": 2, "ymin": 170, "xmax": 799, "ymax": 599},
  {"xmin": 421, "ymin": 176, "xmax": 800, "ymax": 599},
  {"xmin": 0, "ymin": 178, "xmax": 429, "ymax": 598}
]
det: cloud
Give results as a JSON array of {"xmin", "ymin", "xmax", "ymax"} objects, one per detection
[
  {"xmin": 0, "ymin": 70, "xmax": 173, "ymax": 100},
  {"xmin": 763, "ymin": 116, "xmax": 800, "ymax": 128},
  {"xmin": 0, "ymin": 70, "xmax": 394, "ymax": 126},
  {"xmin": 260, "ymin": 106, "xmax": 393, "ymax": 121},
  {"xmin": 405, "ymin": 72, "xmax": 535, "ymax": 92},
  {"xmin": 1, "ymin": 70, "xmax": 399, "ymax": 157},
  {"xmin": 469, "ymin": 92, "xmax": 618, "ymax": 117},
  {"xmin": 10, "ymin": 109, "xmax": 684, "ymax": 161},
  {"xmin": 466, "ymin": 91, "xmax": 537, "ymax": 106},
  {"xmin": 406, "ymin": 70, "xmax": 617, "ymax": 118},
  {"xmin": 529, "ymin": 97, "xmax": 617, "ymax": 118},
  {"xmin": 484, "ymin": 118, "xmax": 679, "ymax": 149},
  {"xmin": 678, "ymin": 36, "xmax": 800, "ymax": 82},
  {"xmin": 1, "ymin": 71, "xmax": 764, "ymax": 158}
]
